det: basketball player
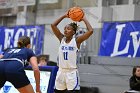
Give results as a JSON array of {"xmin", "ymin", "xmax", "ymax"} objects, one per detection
[
  {"xmin": 51, "ymin": 12, "xmax": 93, "ymax": 93},
  {"xmin": 0, "ymin": 36, "xmax": 41, "ymax": 93}
]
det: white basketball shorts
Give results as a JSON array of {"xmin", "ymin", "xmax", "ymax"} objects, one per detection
[{"xmin": 55, "ymin": 68, "xmax": 80, "ymax": 90}]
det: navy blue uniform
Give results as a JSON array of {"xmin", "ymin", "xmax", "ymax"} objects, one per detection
[{"xmin": 0, "ymin": 47, "xmax": 35, "ymax": 88}]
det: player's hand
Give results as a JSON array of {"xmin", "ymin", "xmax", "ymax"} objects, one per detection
[
  {"xmin": 80, "ymin": 15, "xmax": 87, "ymax": 22},
  {"xmin": 63, "ymin": 10, "xmax": 69, "ymax": 18},
  {"xmin": 0, "ymin": 54, "xmax": 3, "ymax": 59}
]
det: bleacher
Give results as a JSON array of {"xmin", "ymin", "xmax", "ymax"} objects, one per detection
[{"xmin": 78, "ymin": 56, "xmax": 140, "ymax": 93}]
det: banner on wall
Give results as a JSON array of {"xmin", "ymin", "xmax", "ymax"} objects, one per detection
[
  {"xmin": 0, "ymin": 25, "xmax": 45, "ymax": 55},
  {"xmin": 98, "ymin": 22, "xmax": 140, "ymax": 57}
]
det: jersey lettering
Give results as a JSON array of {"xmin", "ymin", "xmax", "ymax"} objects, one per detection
[{"xmin": 8, "ymin": 49, "xmax": 21, "ymax": 53}]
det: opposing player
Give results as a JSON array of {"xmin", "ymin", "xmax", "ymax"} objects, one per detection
[
  {"xmin": 51, "ymin": 12, "xmax": 93, "ymax": 93},
  {"xmin": 0, "ymin": 36, "xmax": 41, "ymax": 93}
]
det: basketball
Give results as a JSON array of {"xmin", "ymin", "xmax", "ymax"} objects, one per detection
[{"xmin": 68, "ymin": 7, "xmax": 84, "ymax": 22}]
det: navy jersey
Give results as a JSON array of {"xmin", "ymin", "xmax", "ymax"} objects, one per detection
[{"xmin": 1, "ymin": 47, "xmax": 35, "ymax": 66}]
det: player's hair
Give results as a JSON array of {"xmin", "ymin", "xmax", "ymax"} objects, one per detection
[
  {"xmin": 132, "ymin": 66, "xmax": 140, "ymax": 76},
  {"xmin": 69, "ymin": 22, "xmax": 78, "ymax": 34},
  {"xmin": 17, "ymin": 36, "xmax": 30, "ymax": 48}
]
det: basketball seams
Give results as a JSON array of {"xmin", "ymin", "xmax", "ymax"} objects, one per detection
[
  {"xmin": 71, "ymin": 12, "xmax": 84, "ymax": 21},
  {"xmin": 68, "ymin": 7, "xmax": 84, "ymax": 21}
]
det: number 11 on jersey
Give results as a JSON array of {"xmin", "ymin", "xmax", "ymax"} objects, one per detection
[{"xmin": 63, "ymin": 52, "xmax": 68, "ymax": 60}]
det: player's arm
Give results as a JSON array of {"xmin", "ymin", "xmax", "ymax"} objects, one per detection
[
  {"xmin": 29, "ymin": 56, "xmax": 41, "ymax": 93},
  {"xmin": 76, "ymin": 16, "xmax": 93, "ymax": 48},
  {"xmin": 51, "ymin": 13, "xmax": 68, "ymax": 42}
]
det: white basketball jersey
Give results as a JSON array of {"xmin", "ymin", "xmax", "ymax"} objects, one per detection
[{"xmin": 58, "ymin": 37, "xmax": 79, "ymax": 69}]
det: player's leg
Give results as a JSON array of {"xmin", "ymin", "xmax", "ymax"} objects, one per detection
[
  {"xmin": 66, "ymin": 69, "xmax": 80, "ymax": 92},
  {"xmin": 17, "ymin": 84, "xmax": 34, "ymax": 93}
]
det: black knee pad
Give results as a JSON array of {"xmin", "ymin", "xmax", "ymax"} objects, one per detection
[
  {"xmin": 66, "ymin": 90, "xmax": 81, "ymax": 93},
  {"xmin": 54, "ymin": 89, "xmax": 67, "ymax": 93}
]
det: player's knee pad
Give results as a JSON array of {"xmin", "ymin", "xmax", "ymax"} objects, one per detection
[
  {"xmin": 54, "ymin": 89, "xmax": 67, "ymax": 93},
  {"xmin": 66, "ymin": 90, "xmax": 81, "ymax": 93}
]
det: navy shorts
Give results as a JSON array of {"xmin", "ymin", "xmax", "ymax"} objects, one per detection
[{"xmin": 0, "ymin": 60, "xmax": 30, "ymax": 89}]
